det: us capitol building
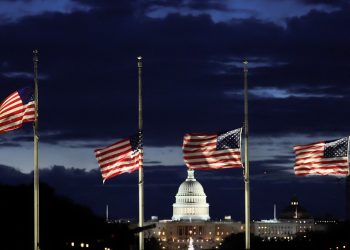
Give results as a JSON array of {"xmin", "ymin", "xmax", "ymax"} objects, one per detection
[
  {"xmin": 142, "ymin": 170, "xmax": 327, "ymax": 249},
  {"xmin": 145, "ymin": 169, "xmax": 243, "ymax": 249}
]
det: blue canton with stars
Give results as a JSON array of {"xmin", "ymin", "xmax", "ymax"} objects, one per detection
[
  {"xmin": 216, "ymin": 128, "xmax": 242, "ymax": 150},
  {"xmin": 129, "ymin": 132, "xmax": 142, "ymax": 151},
  {"xmin": 18, "ymin": 87, "xmax": 34, "ymax": 104},
  {"xmin": 324, "ymin": 137, "xmax": 349, "ymax": 158}
]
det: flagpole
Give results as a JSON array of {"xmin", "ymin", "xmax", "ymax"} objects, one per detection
[
  {"xmin": 243, "ymin": 60, "xmax": 250, "ymax": 250},
  {"xmin": 106, "ymin": 204, "xmax": 109, "ymax": 222},
  {"xmin": 137, "ymin": 56, "xmax": 144, "ymax": 250},
  {"xmin": 33, "ymin": 49, "xmax": 40, "ymax": 250}
]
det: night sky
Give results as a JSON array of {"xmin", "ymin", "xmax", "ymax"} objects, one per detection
[{"xmin": 0, "ymin": 0, "xmax": 349, "ymax": 221}]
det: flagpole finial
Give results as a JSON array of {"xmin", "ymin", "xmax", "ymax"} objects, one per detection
[
  {"xmin": 243, "ymin": 60, "xmax": 248, "ymax": 73},
  {"xmin": 137, "ymin": 56, "xmax": 142, "ymax": 68},
  {"xmin": 33, "ymin": 49, "xmax": 39, "ymax": 62}
]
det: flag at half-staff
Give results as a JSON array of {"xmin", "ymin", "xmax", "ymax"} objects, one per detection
[
  {"xmin": 95, "ymin": 134, "xmax": 143, "ymax": 183},
  {"xmin": 293, "ymin": 137, "xmax": 349, "ymax": 176},
  {"xmin": 183, "ymin": 128, "xmax": 243, "ymax": 170},
  {"xmin": 0, "ymin": 87, "xmax": 35, "ymax": 134}
]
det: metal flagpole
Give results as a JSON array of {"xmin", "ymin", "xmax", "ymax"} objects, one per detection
[
  {"xmin": 243, "ymin": 60, "xmax": 250, "ymax": 250},
  {"xmin": 106, "ymin": 204, "xmax": 109, "ymax": 222},
  {"xmin": 137, "ymin": 56, "xmax": 144, "ymax": 250},
  {"xmin": 33, "ymin": 49, "xmax": 40, "ymax": 250}
]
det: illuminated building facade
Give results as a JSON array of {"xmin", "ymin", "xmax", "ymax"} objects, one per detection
[
  {"xmin": 252, "ymin": 198, "xmax": 314, "ymax": 239},
  {"xmin": 172, "ymin": 169, "xmax": 210, "ymax": 221},
  {"xmin": 148, "ymin": 219, "xmax": 242, "ymax": 249},
  {"xmin": 253, "ymin": 219, "xmax": 314, "ymax": 239},
  {"xmin": 146, "ymin": 170, "xmax": 242, "ymax": 249}
]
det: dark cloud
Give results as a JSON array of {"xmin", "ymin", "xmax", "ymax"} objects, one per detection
[
  {"xmin": 0, "ymin": 138, "xmax": 22, "ymax": 147},
  {"xmin": 0, "ymin": 1, "xmax": 349, "ymax": 148},
  {"xmin": 0, "ymin": 142, "xmax": 22, "ymax": 147},
  {"xmin": 186, "ymin": 1, "xmax": 229, "ymax": 11},
  {"xmin": 1, "ymin": 1, "xmax": 350, "ymax": 238},
  {"xmin": 0, "ymin": 164, "xmax": 347, "ymax": 220},
  {"xmin": 139, "ymin": 0, "xmax": 230, "ymax": 12},
  {"xmin": 9, "ymin": 135, "xmax": 33, "ymax": 142},
  {"xmin": 72, "ymin": 0, "xmax": 135, "ymax": 15},
  {"xmin": 144, "ymin": 160, "xmax": 162, "ymax": 164},
  {"xmin": 298, "ymin": 0, "xmax": 347, "ymax": 6},
  {"xmin": 67, "ymin": 143, "xmax": 107, "ymax": 148}
]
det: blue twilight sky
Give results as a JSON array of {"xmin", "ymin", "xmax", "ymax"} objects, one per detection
[{"xmin": 0, "ymin": 0, "xmax": 349, "ymax": 221}]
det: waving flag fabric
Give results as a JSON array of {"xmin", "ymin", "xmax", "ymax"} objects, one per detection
[
  {"xmin": 294, "ymin": 137, "xmax": 349, "ymax": 176},
  {"xmin": 183, "ymin": 128, "xmax": 243, "ymax": 170},
  {"xmin": 0, "ymin": 87, "xmax": 35, "ymax": 134},
  {"xmin": 95, "ymin": 134, "xmax": 142, "ymax": 183}
]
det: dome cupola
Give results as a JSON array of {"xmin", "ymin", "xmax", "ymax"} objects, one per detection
[{"xmin": 172, "ymin": 169, "xmax": 210, "ymax": 221}]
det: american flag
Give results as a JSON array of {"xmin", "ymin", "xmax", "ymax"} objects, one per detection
[
  {"xmin": 0, "ymin": 87, "xmax": 35, "ymax": 134},
  {"xmin": 183, "ymin": 128, "xmax": 243, "ymax": 170},
  {"xmin": 95, "ymin": 134, "xmax": 142, "ymax": 183},
  {"xmin": 294, "ymin": 137, "xmax": 349, "ymax": 176}
]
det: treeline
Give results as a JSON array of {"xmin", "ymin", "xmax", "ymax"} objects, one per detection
[{"xmin": 0, "ymin": 183, "xmax": 159, "ymax": 250}]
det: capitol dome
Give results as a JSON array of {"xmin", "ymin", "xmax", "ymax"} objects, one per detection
[{"xmin": 172, "ymin": 169, "xmax": 210, "ymax": 221}]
